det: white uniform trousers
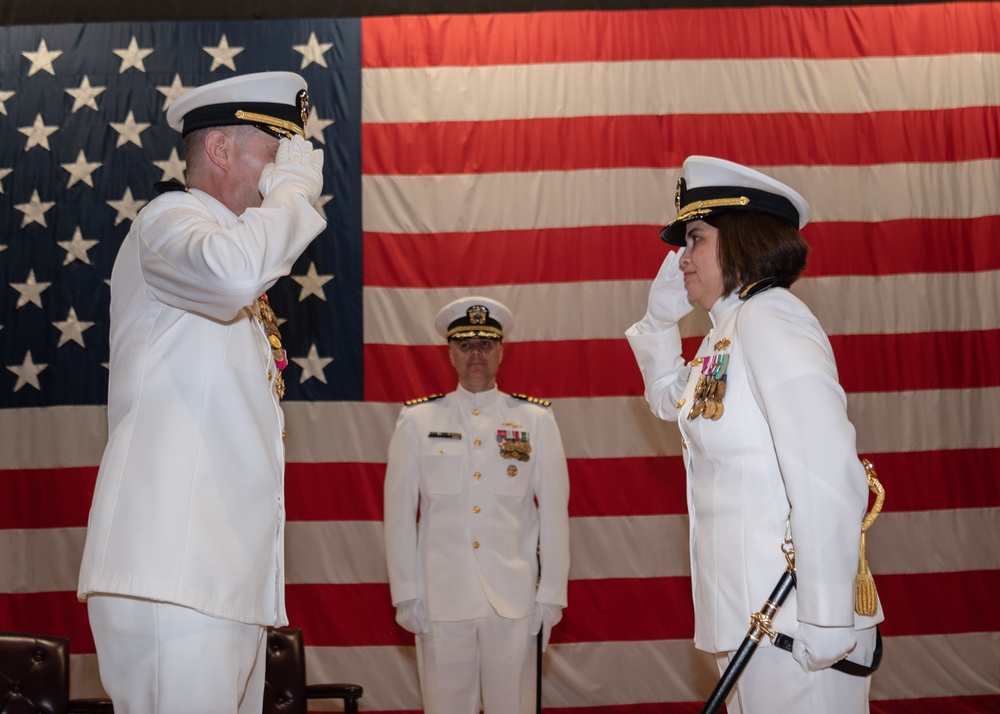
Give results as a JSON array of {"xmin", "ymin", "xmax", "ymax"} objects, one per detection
[
  {"xmin": 416, "ymin": 609, "xmax": 536, "ymax": 714},
  {"xmin": 715, "ymin": 626, "xmax": 876, "ymax": 714},
  {"xmin": 88, "ymin": 595, "xmax": 267, "ymax": 714}
]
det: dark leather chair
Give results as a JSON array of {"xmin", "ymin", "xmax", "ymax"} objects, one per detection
[
  {"xmin": 0, "ymin": 631, "xmax": 113, "ymax": 714},
  {"xmin": 263, "ymin": 627, "xmax": 362, "ymax": 714}
]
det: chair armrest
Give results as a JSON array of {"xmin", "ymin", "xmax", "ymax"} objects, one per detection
[
  {"xmin": 69, "ymin": 698, "xmax": 115, "ymax": 713},
  {"xmin": 305, "ymin": 683, "xmax": 363, "ymax": 701}
]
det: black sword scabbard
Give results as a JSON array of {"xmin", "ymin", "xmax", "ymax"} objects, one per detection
[{"xmin": 701, "ymin": 569, "xmax": 796, "ymax": 714}]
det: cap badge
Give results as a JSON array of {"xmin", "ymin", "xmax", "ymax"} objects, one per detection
[
  {"xmin": 297, "ymin": 89, "xmax": 310, "ymax": 127},
  {"xmin": 468, "ymin": 305, "xmax": 488, "ymax": 325},
  {"xmin": 674, "ymin": 177, "xmax": 685, "ymax": 212}
]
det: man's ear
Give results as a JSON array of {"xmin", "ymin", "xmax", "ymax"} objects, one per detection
[
  {"xmin": 497, "ymin": 344, "xmax": 503, "ymax": 364},
  {"xmin": 202, "ymin": 129, "xmax": 230, "ymax": 171}
]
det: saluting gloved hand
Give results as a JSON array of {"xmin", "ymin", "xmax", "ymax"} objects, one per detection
[
  {"xmin": 394, "ymin": 598, "xmax": 429, "ymax": 635},
  {"xmin": 791, "ymin": 623, "xmax": 857, "ymax": 673},
  {"xmin": 530, "ymin": 602, "xmax": 563, "ymax": 652},
  {"xmin": 258, "ymin": 134, "xmax": 324, "ymax": 206},
  {"xmin": 639, "ymin": 248, "xmax": 693, "ymax": 331}
]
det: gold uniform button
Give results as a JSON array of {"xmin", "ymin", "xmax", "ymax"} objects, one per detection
[
  {"xmin": 473, "ymin": 472, "xmax": 482, "ymax": 480},
  {"xmin": 472, "ymin": 541, "xmax": 480, "ymax": 550},
  {"xmin": 681, "ymin": 439, "xmax": 688, "ymax": 450},
  {"xmin": 473, "ymin": 506, "xmax": 481, "ymax": 514},
  {"xmin": 268, "ymin": 370, "xmax": 273, "ymax": 381},
  {"xmin": 282, "ymin": 428, "xmax": 286, "ymax": 441},
  {"xmin": 472, "ymin": 409, "xmax": 480, "ymax": 416},
  {"xmin": 474, "ymin": 439, "xmax": 482, "ymax": 446}
]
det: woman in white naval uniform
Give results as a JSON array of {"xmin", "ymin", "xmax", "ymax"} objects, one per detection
[
  {"xmin": 626, "ymin": 157, "xmax": 882, "ymax": 713},
  {"xmin": 384, "ymin": 297, "xmax": 570, "ymax": 714}
]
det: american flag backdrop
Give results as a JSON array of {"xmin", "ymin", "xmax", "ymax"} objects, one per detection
[{"xmin": 1, "ymin": 3, "xmax": 999, "ymax": 712}]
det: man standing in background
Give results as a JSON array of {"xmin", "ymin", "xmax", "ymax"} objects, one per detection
[{"xmin": 384, "ymin": 296, "xmax": 571, "ymax": 714}]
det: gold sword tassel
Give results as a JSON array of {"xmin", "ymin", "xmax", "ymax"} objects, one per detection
[{"xmin": 855, "ymin": 458, "xmax": 885, "ymax": 616}]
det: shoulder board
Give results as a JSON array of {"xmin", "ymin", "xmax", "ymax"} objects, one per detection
[
  {"xmin": 511, "ymin": 393, "xmax": 551, "ymax": 407},
  {"xmin": 738, "ymin": 277, "xmax": 777, "ymax": 301},
  {"xmin": 404, "ymin": 394, "xmax": 445, "ymax": 407}
]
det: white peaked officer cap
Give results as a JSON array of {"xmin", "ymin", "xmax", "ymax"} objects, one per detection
[
  {"xmin": 660, "ymin": 156, "xmax": 811, "ymax": 246},
  {"xmin": 435, "ymin": 297, "xmax": 514, "ymax": 341},
  {"xmin": 166, "ymin": 71, "xmax": 309, "ymax": 139}
]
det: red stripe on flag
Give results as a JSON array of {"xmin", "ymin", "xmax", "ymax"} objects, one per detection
[
  {"xmin": 829, "ymin": 330, "xmax": 1000, "ymax": 394},
  {"xmin": 569, "ymin": 457, "xmax": 686, "ymax": 518},
  {"xmin": 860, "ymin": 449, "xmax": 1000, "ymax": 512},
  {"xmin": 0, "ymin": 592, "xmax": 94, "ymax": 653},
  {"xmin": 363, "ymin": 341, "xmax": 643, "ymax": 403},
  {"xmin": 363, "ymin": 218, "xmax": 1000, "ymax": 289},
  {"xmin": 871, "ymin": 697, "xmax": 1000, "ymax": 714},
  {"xmin": 285, "ymin": 462, "xmax": 386, "ymax": 522},
  {"xmin": 363, "ymin": 333, "xmax": 998, "ymax": 405},
  {"xmin": 362, "ymin": 108, "xmax": 1000, "ymax": 175},
  {"xmin": 0, "ymin": 467, "xmax": 97, "ymax": 529},
  {"xmin": 285, "ymin": 457, "xmax": 686, "ymax": 522},
  {"xmin": 874, "ymin": 570, "xmax": 1000, "ymax": 637},
  {"xmin": 804, "ymin": 217, "xmax": 1000, "ymax": 277},
  {"xmin": 362, "ymin": 6, "xmax": 1000, "ymax": 67}
]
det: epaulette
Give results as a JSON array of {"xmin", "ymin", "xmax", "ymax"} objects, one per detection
[
  {"xmin": 739, "ymin": 277, "xmax": 777, "ymax": 300},
  {"xmin": 511, "ymin": 393, "xmax": 551, "ymax": 407},
  {"xmin": 404, "ymin": 394, "xmax": 445, "ymax": 407}
]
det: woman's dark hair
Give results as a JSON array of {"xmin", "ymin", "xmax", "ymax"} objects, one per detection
[{"xmin": 703, "ymin": 211, "xmax": 810, "ymax": 296}]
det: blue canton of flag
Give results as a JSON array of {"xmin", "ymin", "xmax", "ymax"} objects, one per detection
[{"xmin": 0, "ymin": 19, "xmax": 363, "ymax": 407}]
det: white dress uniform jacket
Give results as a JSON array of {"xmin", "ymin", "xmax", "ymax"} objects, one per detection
[
  {"xmin": 78, "ymin": 186, "xmax": 326, "ymax": 626},
  {"xmin": 384, "ymin": 386, "xmax": 570, "ymax": 621},
  {"xmin": 627, "ymin": 289, "xmax": 882, "ymax": 654}
]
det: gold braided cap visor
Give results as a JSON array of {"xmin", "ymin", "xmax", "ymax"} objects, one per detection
[
  {"xmin": 660, "ymin": 185, "xmax": 801, "ymax": 245},
  {"xmin": 447, "ymin": 326, "xmax": 504, "ymax": 341},
  {"xmin": 179, "ymin": 97, "xmax": 307, "ymax": 138}
]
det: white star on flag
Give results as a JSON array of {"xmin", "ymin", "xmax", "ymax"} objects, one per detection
[
  {"xmin": 205, "ymin": 35, "xmax": 244, "ymax": 72},
  {"xmin": 11, "ymin": 269, "xmax": 52, "ymax": 309},
  {"xmin": 61, "ymin": 150, "xmax": 103, "ymax": 188},
  {"xmin": 113, "ymin": 36, "xmax": 154, "ymax": 73},
  {"xmin": 312, "ymin": 194, "xmax": 334, "ymax": 221},
  {"xmin": 293, "ymin": 32, "xmax": 334, "ymax": 69},
  {"xmin": 156, "ymin": 73, "xmax": 194, "ymax": 110},
  {"xmin": 304, "ymin": 107, "xmax": 334, "ymax": 144},
  {"xmin": 292, "ymin": 344, "xmax": 334, "ymax": 384},
  {"xmin": 110, "ymin": 110, "xmax": 151, "ymax": 148},
  {"xmin": 53, "ymin": 307, "xmax": 96, "ymax": 348},
  {"xmin": 0, "ymin": 167, "xmax": 11, "ymax": 194},
  {"xmin": 0, "ymin": 88, "xmax": 14, "ymax": 115},
  {"xmin": 7, "ymin": 351, "xmax": 48, "ymax": 392},
  {"xmin": 106, "ymin": 187, "xmax": 147, "ymax": 226},
  {"xmin": 14, "ymin": 189, "xmax": 56, "ymax": 228},
  {"xmin": 18, "ymin": 113, "xmax": 59, "ymax": 151},
  {"xmin": 57, "ymin": 227, "xmax": 99, "ymax": 266},
  {"xmin": 291, "ymin": 261, "xmax": 333, "ymax": 301},
  {"xmin": 65, "ymin": 76, "xmax": 106, "ymax": 112},
  {"xmin": 22, "ymin": 38, "xmax": 62, "ymax": 77},
  {"xmin": 153, "ymin": 147, "xmax": 186, "ymax": 183}
]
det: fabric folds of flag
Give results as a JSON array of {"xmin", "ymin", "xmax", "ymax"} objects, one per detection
[{"xmin": 1, "ymin": 3, "xmax": 999, "ymax": 712}]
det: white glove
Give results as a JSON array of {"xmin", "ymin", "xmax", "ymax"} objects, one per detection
[
  {"xmin": 258, "ymin": 134, "xmax": 324, "ymax": 206},
  {"xmin": 394, "ymin": 598, "xmax": 429, "ymax": 635},
  {"xmin": 791, "ymin": 623, "xmax": 857, "ymax": 672},
  {"xmin": 639, "ymin": 248, "xmax": 692, "ymax": 331},
  {"xmin": 530, "ymin": 602, "xmax": 563, "ymax": 652}
]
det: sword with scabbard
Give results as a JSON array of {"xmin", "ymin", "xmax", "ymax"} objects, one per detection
[
  {"xmin": 701, "ymin": 540, "xmax": 798, "ymax": 714},
  {"xmin": 701, "ymin": 459, "xmax": 885, "ymax": 714}
]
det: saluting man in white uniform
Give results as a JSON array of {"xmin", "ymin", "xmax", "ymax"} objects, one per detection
[
  {"xmin": 384, "ymin": 296, "xmax": 571, "ymax": 714},
  {"xmin": 77, "ymin": 72, "xmax": 327, "ymax": 713}
]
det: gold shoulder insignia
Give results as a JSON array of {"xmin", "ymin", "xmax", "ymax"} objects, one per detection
[
  {"xmin": 404, "ymin": 393, "xmax": 445, "ymax": 407},
  {"xmin": 511, "ymin": 393, "xmax": 551, "ymax": 407}
]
